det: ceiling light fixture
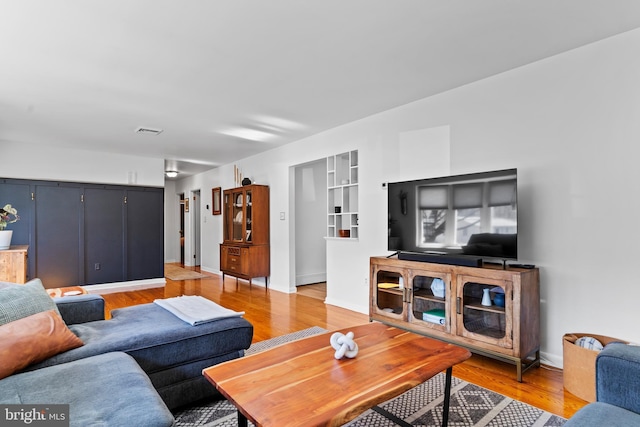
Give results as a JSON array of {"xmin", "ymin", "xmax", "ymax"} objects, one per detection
[
  {"xmin": 165, "ymin": 170, "xmax": 178, "ymax": 178},
  {"xmin": 219, "ymin": 127, "xmax": 277, "ymax": 142}
]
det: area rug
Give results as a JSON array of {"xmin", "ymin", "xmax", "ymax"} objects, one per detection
[
  {"xmin": 165, "ymin": 264, "xmax": 207, "ymax": 280},
  {"xmin": 173, "ymin": 327, "xmax": 566, "ymax": 427}
]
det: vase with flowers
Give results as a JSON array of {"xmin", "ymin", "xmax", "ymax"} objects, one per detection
[{"xmin": 0, "ymin": 204, "xmax": 20, "ymax": 250}]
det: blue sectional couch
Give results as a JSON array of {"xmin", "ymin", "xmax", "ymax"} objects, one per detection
[
  {"xmin": 564, "ymin": 343, "xmax": 640, "ymax": 427},
  {"xmin": 0, "ymin": 280, "xmax": 254, "ymax": 426},
  {"xmin": 33, "ymin": 294, "xmax": 254, "ymax": 409},
  {"xmin": 1, "ymin": 352, "xmax": 176, "ymax": 427}
]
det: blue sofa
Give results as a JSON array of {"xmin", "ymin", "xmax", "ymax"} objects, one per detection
[
  {"xmin": 33, "ymin": 294, "xmax": 254, "ymax": 409},
  {"xmin": 1, "ymin": 352, "xmax": 177, "ymax": 426},
  {"xmin": 1, "ymin": 289, "xmax": 254, "ymax": 426},
  {"xmin": 564, "ymin": 343, "xmax": 640, "ymax": 426}
]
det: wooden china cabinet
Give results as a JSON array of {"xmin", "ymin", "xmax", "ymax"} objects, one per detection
[{"xmin": 220, "ymin": 184, "xmax": 270, "ymax": 287}]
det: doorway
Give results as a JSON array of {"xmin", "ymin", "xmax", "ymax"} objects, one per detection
[
  {"xmin": 192, "ymin": 190, "xmax": 201, "ymax": 267},
  {"xmin": 293, "ymin": 158, "xmax": 327, "ymax": 288},
  {"xmin": 179, "ymin": 192, "xmax": 185, "ymax": 265}
]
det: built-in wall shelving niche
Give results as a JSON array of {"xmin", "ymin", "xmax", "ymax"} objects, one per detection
[{"xmin": 327, "ymin": 150, "xmax": 358, "ymax": 240}]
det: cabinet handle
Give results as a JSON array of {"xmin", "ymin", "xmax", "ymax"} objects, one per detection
[{"xmin": 456, "ymin": 297, "xmax": 461, "ymax": 314}]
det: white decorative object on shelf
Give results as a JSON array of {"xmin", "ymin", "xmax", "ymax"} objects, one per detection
[
  {"xmin": 481, "ymin": 288, "xmax": 492, "ymax": 306},
  {"xmin": 430, "ymin": 278, "xmax": 445, "ymax": 298},
  {"xmin": 330, "ymin": 331, "xmax": 358, "ymax": 359}
]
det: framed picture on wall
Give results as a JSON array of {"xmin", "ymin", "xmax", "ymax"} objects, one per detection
[{"xmin": 212, "ymin": 187, "xmax": 221, "ymax": 215}]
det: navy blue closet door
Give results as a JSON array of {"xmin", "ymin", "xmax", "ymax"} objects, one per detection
[
  {"xmin": 84, "ymin": 187, "xmax": 125, "ymax": 284},
  {"xmin": 35, "ymin": 185, "xmax": 82, "ymax": 287},
  {"xmin": 126, "ymin": 188, "xmax": 163, "ymax": 280}
]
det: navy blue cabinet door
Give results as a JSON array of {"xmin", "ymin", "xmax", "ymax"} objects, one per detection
[
  {"xmin": 2, "ymin": 179, "xmax": 163, "ymax": 287},
  {"xmin": 35, "ymin": 185, "xmax": 83, "ymax": 287},
  {"xmin": 126, "ymin": 188, "xmax": 164, "ymax": 280},
  {"xmin": 84, "ymin": 187, "xmax": 125, "ymax": 284}
]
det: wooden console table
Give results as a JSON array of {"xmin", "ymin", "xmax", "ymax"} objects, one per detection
[
  {"xmin": 0, "ymin": 245, "xmax": 28, "ymax": 283},
  {"xmin": 370, "ymin": 256, "xmax": 540, "ymax": 381}
]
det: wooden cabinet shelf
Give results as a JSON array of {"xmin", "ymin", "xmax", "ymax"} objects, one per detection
[
  {"xmin": 464, "ymin": 301, "xmax": 505, "ymax": 314},
  {"xmin": 220, "ymin": 185, "xmax": 269, "ymax": 288},
  {"xmin": 370, "ymin": 256, "xmax": 540, "ymax": 381},
  {"xmin": 414, "ymin": 289, "xmax": 444, "ymax": 302}
]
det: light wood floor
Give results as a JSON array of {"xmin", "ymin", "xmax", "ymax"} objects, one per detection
[
  {"xmin": 100, "ymin": 266, "xmax": 587, "ymax": 419},
  {"xmin": 296, "ymin": 282, "xmax": 327, "ymax": 300}
]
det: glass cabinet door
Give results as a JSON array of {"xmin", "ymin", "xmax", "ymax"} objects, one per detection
[
  {"xmin": 374, "ymin": 269, "xmax": 405, "ymax": 318},
  {"xmin": 457, "ymin": 275, "xmax": 513, "ymax": 348},
  {"xmin": 245, "ymin": 189, "xmax": 252, "ymax": 243},
  {"xmin": 232, "ymin": 190, "xmax": 244, "ymax": 242},
  {"xmin": 224, "ymin": 192, "xmax": 232, "ymax": 241},
  {"xmin": 409, "ymin": 273, "xmax": 450, "ymax": 332}
]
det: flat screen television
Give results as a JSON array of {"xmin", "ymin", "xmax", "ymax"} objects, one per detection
[{"xmin": 387, "ymin": 168, "xmax": 518, "ymax": 262}]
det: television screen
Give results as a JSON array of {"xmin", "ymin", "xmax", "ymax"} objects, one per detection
[{"xmin": 388, "ymin": 168, "xmax": 517, "ymax": 260}]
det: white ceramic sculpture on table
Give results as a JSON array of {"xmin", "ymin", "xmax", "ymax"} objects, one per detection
[{"xmin": 330, "ymin": 331, "xmax": 359, "ymax": 359}]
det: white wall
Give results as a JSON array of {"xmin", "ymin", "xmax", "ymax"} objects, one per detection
[
  {"xmin": 0, "ymin": 142, "xmax": 164, "ymax": 187},
  {"xmin": 169, "ymin": 28, "xmax": 640, "ymax": 365},
  {"xmin": 164, "ymin": 180, "xmax": 179, "ymax": 263}
]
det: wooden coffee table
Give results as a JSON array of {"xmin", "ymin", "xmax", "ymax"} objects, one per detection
[{"xmin": 203, "ymin": 322, "xmax": 470, "ymax": 427}]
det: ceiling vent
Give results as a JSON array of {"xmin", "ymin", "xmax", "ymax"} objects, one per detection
[{"xmin": 135, "ymin": 126, "xmax": 163, "ymax": 135}]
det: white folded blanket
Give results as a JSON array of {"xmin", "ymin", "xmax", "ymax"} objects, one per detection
[{"xmin": 154, "ymin": 295, "xmax": 245, "ymax": 326}]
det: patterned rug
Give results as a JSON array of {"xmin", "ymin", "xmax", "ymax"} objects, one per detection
[{"xmin": 173, "ymin": 328, "xmax": 566, "ymax": 427}]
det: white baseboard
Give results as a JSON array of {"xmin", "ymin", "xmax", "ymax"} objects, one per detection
[
  {"xmin": 296, "ymin": 272, "xmax": 327, "ymax": 286},
  {"xmin": 540, "ymin": 351, "xmax": 563, "ymax": 369},
  {"xmin": 324, "ymin": 296, "xmax": 368, "ymax": 315},
  {"xmin": 199, "ymin": 267, "xmax": 221, "ymax": 276},
  {"xmin": 83, "ymin": 278, "xmax": 166, "ymax": 294}
]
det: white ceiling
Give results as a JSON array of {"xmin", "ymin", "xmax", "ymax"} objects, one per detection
[{"xmin": 2, "ymin": 1, "xmax": 640, "ymax": 179}]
